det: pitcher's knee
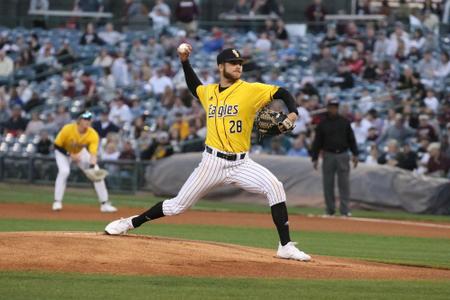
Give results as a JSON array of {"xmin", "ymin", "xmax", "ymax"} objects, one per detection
[
  {"xmin": 267, "ymin": 180, "xmax": 286, "ymax": 205},
  {"xmin": 162, "ymin": 199, "xmax": 190, "ymax": 216}
]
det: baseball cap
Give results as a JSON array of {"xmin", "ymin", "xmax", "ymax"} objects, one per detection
[
  {"xmin": 79, "ymin": 111, "xmax": 93, "ymax": 120},
  {"xmin": 217, "ymin": 48, "xmax": 244, "ymax": 65},
  {"xmin": 327, "ymin": 99, "xmax": 339, "ymax": 106}
]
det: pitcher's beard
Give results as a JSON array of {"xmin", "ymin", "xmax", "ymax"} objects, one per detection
[{"xmin": 223, "ymin": 69, "xmax": 240, "ymax": 83}]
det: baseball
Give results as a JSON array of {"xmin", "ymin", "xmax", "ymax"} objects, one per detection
[{"xmin": 177, "ymin": 43, "xmax": 190, "ymax": 54}]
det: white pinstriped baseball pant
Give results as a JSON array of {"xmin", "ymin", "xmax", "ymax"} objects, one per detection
[{"xmin": 162, "ymin": 146, "xmax": 286, "ymax": 216}]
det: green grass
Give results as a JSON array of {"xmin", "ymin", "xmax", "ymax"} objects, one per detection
[
  {"xmin": 1, "ymin": 219, "xmax": 449, "ymax": 269},
  {"xmin": 0, "ymin": 271, "xmax": 449, "ymax": 300},
  {"xmin": 0, "ymin": 183, "xmax": 449, "ymax": 223}
]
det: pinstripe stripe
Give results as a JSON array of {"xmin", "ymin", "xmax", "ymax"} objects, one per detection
[{"xmin": 213, "ymin": 89, "xmax": 226, "ymax": 150}]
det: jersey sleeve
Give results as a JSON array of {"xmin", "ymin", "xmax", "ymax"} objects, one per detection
[
  {"xmin": 196, "ymin": 84, "xmax": 207, "ymax": 108},
  {"xmin": 251, "ymin": 83, "xmax": 279, "ymax": 110},
  {"xmin": 87, "ymin": 129, "xmax": 100, "ymax": 155},
  {"xmin": 54, "ymin": 125, "xmax": 69, "ymax": 148}
]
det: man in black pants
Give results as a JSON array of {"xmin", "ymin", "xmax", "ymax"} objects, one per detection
[{"xmin": 311, "ymin": 99, "xmax": 358, "ymax": 217}]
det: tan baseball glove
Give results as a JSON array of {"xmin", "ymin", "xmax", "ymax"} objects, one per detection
[
  {"xmin": 256, "ymin": 107, "xmax": 295, "ymax": 136},
  {"xmin": 83, "ymin": 166, "xmax": 109, "ymax": 182}
]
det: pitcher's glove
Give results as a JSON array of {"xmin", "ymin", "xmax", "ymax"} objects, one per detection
[
  {"xmin": 256, "ymin": 108, "xmax": 295, "ymax": 136},
  {"xmin": 83, "ymin": 165, "xmax": 109, "ymax": 182}
]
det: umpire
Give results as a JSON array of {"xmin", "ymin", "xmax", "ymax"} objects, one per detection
[{"xmin": 311, "ymin": 99, "xmax": 359, "ymax": 217}]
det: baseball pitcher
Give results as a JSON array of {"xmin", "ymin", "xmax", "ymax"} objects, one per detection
[
  {"xmin": 105, "ymin": 46, "xmax": 311, "ymax": 261},
  {"xmin": 52, "ymin": 111, "xmax": 117, "ymax": 213}
]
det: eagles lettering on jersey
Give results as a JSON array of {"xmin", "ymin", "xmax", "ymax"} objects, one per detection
[{"xmin": 208, "ymin": 104, "xmax": 239, "ymax": 118}]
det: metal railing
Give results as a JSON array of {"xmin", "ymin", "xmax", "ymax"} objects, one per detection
[{"xmin": 0, "ymin": 154, "xmax": 153, "ymax": 194}]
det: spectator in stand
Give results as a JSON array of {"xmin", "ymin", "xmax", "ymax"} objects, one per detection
[
  {"xmin": 25, "ymin": 111, "xmax": 45, "ymax": 136},
  {"xmin": 111, "ymin": 50, "xmax": 130, "ymax": 87},
  {"xmin": 397, "ymin": 142, "xmax": 418, "ymax": 171},
  {"xmin": 365, "ymin": 143, "xmax": 379, "ymax": 165},
  {"xmin": 315, "ymin": 46, "xmax": 338, "ymax": 75},
  {"xmin": 98, "ymin": 23, "xmax": 124, "ymax": 46},
  {"xmin": 149, "ymin": 67, "xmax": 173, "ymax": 99},
  {"xmin": 119, "ymin": 140, "xmax": 136, "ymax": 160},
  {"xmin": 23, "ymin": 92, "xmax": 44, "ymax": 113},
  {"xmin": 287, "ymin": 135, "xmax": 309, "ymax": 157},
  {"xmin": 423, "ymin": 89, "xmax": 439, "ymax": 114},
  {"xmin": 61, "ymin": 70, "xmax": 76, "ymax": 98},
  {"xmin": 417, "ymin": 114, "xmax": 438, "ymax": 142},
  {"xmin": 93, "ymin": 48, "xmax": 113, "ymax": 68},
  {"xmin": 379, "ymin": 0, "xmax": 391, "ymax": 17},
  {"xmin": 394, "ymin": 39, "xmax": 408, "ymax": 62},
  {"xmin": 377, "ymin": 139, "xmax": 401, "ymax": 167},
  {"xmin": 80, "ymin": 72, "xmax": 98, "ymax": 107},
  {"xmin": 426, "ymin": 142, "xmax": 450, "ymax": 177},
  {"xmin": 305, "ymin": 0, "xmax": 327, "ymax": 33},
  {"xmin": 4, "ymin": 105, "xmax": 28, "ymax": 137},
  {"xmin": 346, "ymin": 50, "xmax": 364, "ymax": 74},
  {"xmin": 141, "ymin": 131, "xmax": 173, "ymax": 160},
  {"xmin": 56, "ymin": 40, "xmax": 75, "ymax": 66},
  {"xmin": 409, "ymin": 28, "xmax": 426, "ymax": 51},
  {"xmin": 397, "ymin": 66, "xmax": 425, "ymax": 100},
  {"xmin": 274, "ymin": 18, "xmax": 288, "ymax": 40},
  {"xmin": 9, "ymin": 87, "xmax": 24, "ymax": 108},
  {"xmin": 122, "ymin": 0, "xmax": 142, "ymax": 25},
  {"xmin": 175, "ymin": 0, "xmax": 199, "ymax": 33},
  {"xmin": 170, "ymin": 112, "xmax": 190, "ymax": 141},
  {"xmin": 129, "ymin": 38, "xmax": 148, "ymax": 62},
  {"xmin": 54, "ymin": 106, "xmax": 72, "ymax": 130},
  {"xmin": 202, "ymin": 27, "xmax": 224, "ymax": 53},
  {"xmin": 434, "ymin": 51, "xmax": 450, "ymax": 78},
  {"xmin": 74, "ymin": 0, "xmax": 103, "ymax": 12},
  {"xmin": 407, "ymin": 46, "xmax": 422, "ymax": 63},
  {"xmin": 232, "ymin": 0, "xmax": 251, "ymax": 14},
  {"xmin": 149, "ymin": 0, "xmax": 171, "ymax": 36},
  {"xmin": 109, "ymin": 97, "xmax": 133, "ymax": 127},
  {"xmin": 41, "ymin": 113, "xmax": 58, "ymax": 136},
  {"xmin": 423, "ymin": 9, "xmax": 440, "ymax": 33},
  {"xmin": 387, "ymin": 22, "xmax": 410, "ymax": 57},
  {"xmin": 378, "ymin": 113, "xmax": 415, "ymax": 145},
  {"xmin": 0, "ymin": 97, "xmax": 10, "ymax": 132},
  {"xmin": 351, "ymin": 111, "xmax": 371, "ymax": 145},
  {"xmin": 251, "ymin": 0, "xmax": 284, "ymax": 16},
  {"xmin": 80, "ymin": 22, "xmax": 104, "ymax": 46},
  {"xmin": 335, "ymin": 63, "xmax": 354, "ymax": 90},
  {"xmin": 366, "ymin": 127, "xmax": 379, "ymax": 142},
  {"xmin": 356, "ymin": 0, "xmax": 372, "ymax": 15},
  {"xmin": 320, "ymin": 25, "xmax": 338, "ymax": 48},
  {"xmin": 417, "ymin": 50, "xmax": 439, "ymax": 80},
  {"xmin": 0, "ymin": 50, "xmax": 14, "ymax": 77},
  {"xmin": 254, "ymin": 32, "xmax": 272, "ymax": 52},
  {"xmin": 373, "ymin": 30, "xmax": 389, "ymax": 62},
  {"xmin": 36, "ymin": 130, "xmax": 52, "ymax": 155}
]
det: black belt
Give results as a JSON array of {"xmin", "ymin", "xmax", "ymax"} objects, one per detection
[
  {"xmin": 205, "ymin": 146, "xmax": 246, "ymax": 161},
  {"xmin": 325, "ymin": 149, "xmax": 348, "ymax": 154}
]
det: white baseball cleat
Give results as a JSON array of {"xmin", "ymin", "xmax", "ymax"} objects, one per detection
[
  {"xmin": 52, "ymin": 201, "xmax": 62, "ymax": 211},
  {"xmin": 104, "ymin": 215, "xmax": 138, "ymax": 235},
  {"xmin": 100, "ymin": 202, "xmax": 118, "ymax": 213},
  {"xmin": 276, "ymin": 242, "xmax": 311, "ymax": 261}
]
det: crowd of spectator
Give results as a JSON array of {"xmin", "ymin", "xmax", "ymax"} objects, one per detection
[{"xmin": 0, "ymin": 0, "xmax": 449, "ymax": 179}]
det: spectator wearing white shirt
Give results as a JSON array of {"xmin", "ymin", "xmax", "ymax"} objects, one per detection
[
  {"xmin": 149, "ymin": 68, "xmax": 173, "ymax": 99},
  {"xmin": 351, "ymin": 111, "xmax": 372, "ymax": 144},
  {"xmin": 98, "ymin": 23, "xmax": 124, "ymax": 46},
  {"xmin": 149, "ymin": 0, "xmax": 171, "ymax": 35},
  {"xmin": 108, "ymin": 97, "xmax": 133, "ymax": 127},
  {"xmin": 409, "ymin": 28, "xmax": 426, "ymax": 51},
  {"xmin": 254, "ymin": 32, "xmax": 272, "ymax": 52},
  {"xmin": 292, "ymin": 94, "xmax": 311, "ymax": 135},
  {"xmin": 423, "ymin": 89, "xmax": 439, "ymax": 113},
  {"xmin": 93, "ymin": 48, "xmax": 113, "ymax": 68},
  {"xmin": 387, "ymin": 23, "xmax": 410, "ymax": 57},
  {"xmin": 417, "ymin": 50, "xmax": 439, "ymax": 79},
  {"xmin": 111, "ymin": 51, "xmax": 130, "ymax": 87},
  {"xmin": 25, "ymin": 111, "xmax": 45, "ymax": 136},
  {"xmin": 0, "ymin": 50, "xmax": 14, "ymax": 77},
  {"xmin": 17, "ymin": 80, "xmax": 33, "ymax": 105},
  {"xmin": 434, "ymin": 52, "xmax": 450, "ymax": 78}
]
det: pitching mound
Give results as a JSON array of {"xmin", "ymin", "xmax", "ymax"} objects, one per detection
[{"xmin": 1, "ymin": 232, "xmax": 450, "ymax": 280}]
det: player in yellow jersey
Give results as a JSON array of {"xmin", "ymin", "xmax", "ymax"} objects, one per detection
[
  {"xmin": 105, "ymin": 46, "xmax": 311, "ymax": 261},
  {"xmin": 52, "ymin": 111, "xmax": 117, "ymax": 213}
]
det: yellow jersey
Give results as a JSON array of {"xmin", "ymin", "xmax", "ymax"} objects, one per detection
[
  {"xmin": 54, "ymin": 123, "xmax": 100, "ymax": 155},
  {"xmin": 196, "ymin": 79, "xmax": 278, "ymax": 153}
]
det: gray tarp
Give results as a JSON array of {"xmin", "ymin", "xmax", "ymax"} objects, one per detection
[{"xmin": 146, "ymin": 153, "xmax": 450, "ymax": 214}]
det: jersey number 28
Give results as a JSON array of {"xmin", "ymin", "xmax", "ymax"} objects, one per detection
[{"xmin": 229, "ymin": 120, "xmax": 242, "ymax": 133}]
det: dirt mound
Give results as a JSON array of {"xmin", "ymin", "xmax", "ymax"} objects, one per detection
[{"xmin": 1, "ymin": 232, "xmax": 449, "ymax": 280}]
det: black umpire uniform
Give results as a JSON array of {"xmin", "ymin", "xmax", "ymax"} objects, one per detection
[{"xmin": 311, "ymin": 99, "xmax": 359, "ymax": 216}]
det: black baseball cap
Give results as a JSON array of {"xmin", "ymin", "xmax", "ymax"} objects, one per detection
[{"xmin": 217, "ymin": 48, "xmax": 244, "ymax": 65}]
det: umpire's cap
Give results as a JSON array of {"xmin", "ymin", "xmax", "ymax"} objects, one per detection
[{"xmin": 217, "ymin": 48, "xmax": 244, "ymax": 65}]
